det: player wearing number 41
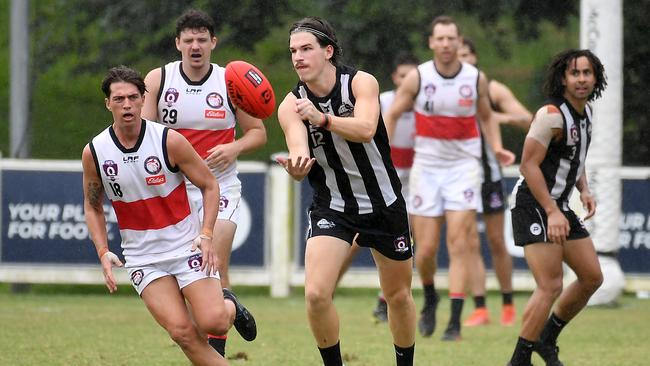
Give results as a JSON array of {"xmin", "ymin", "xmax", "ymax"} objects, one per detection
[
  {"xmin": 277, "ymin": 16, "xmax": 416, "ymax": 366},
  {"xmin": 83, "ymin": 65, "xmax": 256, "ymax": 366},
  {"xmin": 507, "ymin": 49, "xmax": 607, "ymax": 366},
  {"xmin": 142, "ymin": 9, "xmax": 266, "ymax": 356}
]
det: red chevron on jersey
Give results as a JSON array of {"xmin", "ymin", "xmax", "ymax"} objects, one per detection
[
  {"xmin": 112, "ymin": 182, "xmax": 191, "ymax": 230},
  {"xmin": 415, "ymin": 114, "xmax": 479, "ymax": 140},
  {"xmin": 176, "ymin": 127, "xmax": 235, "ymax": 159}
]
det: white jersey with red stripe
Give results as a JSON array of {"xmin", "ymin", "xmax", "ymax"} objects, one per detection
[
  {"xmin": 413, "ymin": 60, "xmax": 481, "ymax": 168},
  {"xmin": 89, "ymin": 120, "xmax": 199, "ymax": 267},
  {"xmin": 381, "ymin": 90, "xmax": 415, "ymax": 170},
  {"xmin": 156, "ymin": 61, "xmax": 239, "ymax": 184}
]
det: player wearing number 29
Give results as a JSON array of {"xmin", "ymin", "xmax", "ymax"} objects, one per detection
[
  {"xmin": 82, "ymin": 65, "xmax": 255, "ymax": 366},
  {"xmin": 142, "ymin": 9, "xmax": 265, "ymax": 356},
  {"xmin": 276, "ymin": 17, "xmax": 416, "ymax": 366}
]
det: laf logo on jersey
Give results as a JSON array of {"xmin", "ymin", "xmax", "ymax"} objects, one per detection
[
  {"xmin": 393, "ymin": 236, "xmax": 410, "ymax": 253},
  {"xmin": 205, "ymin": 110, "xmax": 226, "ymax": 119},
  {"xmin": 186, "ymin": 87, "xmax": 202, "ymax": 95},
  {"xmin": 123, "ymin": 155, "xmax": 139, "ymax": 164},
  {"xmin": 146, "ymin": 174, "xmax": 166, "ymax": 186}
]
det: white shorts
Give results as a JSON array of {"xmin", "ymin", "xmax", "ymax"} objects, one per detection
[
  {"xmin": 127, "ymin": 252, "xmax": 220, "ymax": 295},
  {"xmin": 408, "ymin": 160, "xmax": 481, "ymax": 217},
  {"xmin": 187, "ymin": 179, "xmax": 242, "ymax": 224}
]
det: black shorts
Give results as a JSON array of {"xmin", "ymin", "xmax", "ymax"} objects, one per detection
[
  {"xmin": 481, "ymin": 180, "xmax": 507, "ymax": 214},
  {"xmin": 306, "ymin": 200, "xmax": 412, "ymax": 261},
  {"xmin": 511, "ymin": 204, "xmax": 590, "ymax": 246}
]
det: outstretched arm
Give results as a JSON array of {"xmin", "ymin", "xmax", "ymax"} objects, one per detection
[{"xmin": 277, "ymin": 92, "xmax": 315, "ymax": 181}]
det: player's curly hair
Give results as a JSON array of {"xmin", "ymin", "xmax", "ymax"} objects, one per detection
[
  {"xmin": 101, "ymin": 65, "xmax": 146, "ymax": 97},
  {"xmin": 176, "ymin": 9, "xmax": 216, "ymax": 38},
  {"xmin": 543, "ymin": 49, "xmax": 607, "ymax": 102},
  {"xmin": 289, "ymin": 17, "xmax": 342, "ymax": 66}
]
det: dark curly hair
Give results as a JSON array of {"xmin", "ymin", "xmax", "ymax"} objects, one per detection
[
  {"xmin": 543, "ymin": 49, "xmax": 607, "ymax": 102},
  {"xmin": 176, "ymin": 9, "xmax": 215, "ymax": 38},
  {"xmin": 289, "ymin": 17, "xmax": 342, "ymax": 65}
]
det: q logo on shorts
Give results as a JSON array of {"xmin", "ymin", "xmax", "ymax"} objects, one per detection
[
  {"xmin": 393, "ymin": 235, "xmax": 409, "ymax": 253},
  {"xmin": 187, "ymin": 254, "xmax": 203, "ymax": 272},
  {"xmin": 530, "ymin": 223, "xmax": 542, "ymax": 236},
  {"xmin": 131, "ymin": 269, "xmax": 144, "ymax": 286}
]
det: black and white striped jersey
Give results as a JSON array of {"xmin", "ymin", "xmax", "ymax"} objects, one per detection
[
  {"xmin": 512, "ymin": 97, "xmax": 592, "ymax": 210},
  {"xmin": 291, "ymin": 64, "xmax": 403, "ymax": 215}
]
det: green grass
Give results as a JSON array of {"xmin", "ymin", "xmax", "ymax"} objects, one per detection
[{"xmin": 0, "ymin": 284, "xmax": 648, "ymax": 365}]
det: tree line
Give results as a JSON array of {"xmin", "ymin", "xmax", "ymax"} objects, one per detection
[{"xmin": 0, "ymin": 0, "xmax": 647, "ymax": 165}]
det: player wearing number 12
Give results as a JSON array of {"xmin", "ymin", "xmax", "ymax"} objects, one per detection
[{"xmin": 142, "ymin": 9, "xmax": 265, "ymax": 356}]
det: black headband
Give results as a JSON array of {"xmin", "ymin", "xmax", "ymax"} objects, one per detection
[{"xmin": 291, "ymin": 26, "xmax": 337, "ymax": 48}]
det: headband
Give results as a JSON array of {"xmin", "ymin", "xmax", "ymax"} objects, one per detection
[{"xmin": 291, "ymin": 26, "xmax": 338, "ymax": 48}]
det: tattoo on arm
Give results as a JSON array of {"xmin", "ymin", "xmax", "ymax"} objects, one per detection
[{"xmin": 88, "ymin": 182, "xmax": 104, "ymax": 208}]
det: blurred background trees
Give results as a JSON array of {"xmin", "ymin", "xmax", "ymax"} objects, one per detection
[{"xmin": 0, "ymin": 0, "xmax": 647, "ymax": 165}]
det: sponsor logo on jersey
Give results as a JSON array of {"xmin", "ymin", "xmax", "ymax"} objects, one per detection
[
  {"xmin": 530, "ymin": 223, "xmax": 542, "ymax": 236},
  {"xmin": 144, "ymin": 156, "xmax": 162, "ymax": 175},
  {"xmin": 123, "ymin": 155, "xmax": 139, "ymax": 164},
  {"xmin": 570, "ymin": 124, "xmax": 579, "ymax": 143},
  {"xmin": 164, "ymin": 88, "xmax": 179, "ymax": 107},
  {"xmin": 316, "ymin": 218, "xmax": 335, "ymax": 229},
  {"xmin": 458, "ymin": 98, "xmax": 474, "ymax": 107},
  {"xmin": 205, "ymin": 109, "xmax": 226, "ymax": 119},
  {"xmin": 424, "ymin": 84, "xmax": 436, "ymax": 97},
  {"xmin": 245, "ymin": 69, "xmax": 263, "ymax": 87},
  {"xmin": 459, "ymin": 84, "xmax": 474, "ymax": 98},
  {"xmin": 338, "ymin": 102, "xmax": 354, "ymax": 117},
  {"xmin": 102, "ymin": 160, "xmax": 118, "ymax": 181},
  {"xmin": 131, "ymin": 269, "xmax": 144, "ymax": 286},
  {"xmin": 206, "ymin": 92, "xmax": 224, "ymax": 108},
  {"xmin": 393, "ymin": 235, "xmax": 410, "ymax": 253},
  {"xmin": 187, "ymin": 254, "xmax": 203, "ymax": 272},
  {"xmin": 146, "ymin": 174, "xmax": 166, "ymax": 186},
  {"xmin": 186, "ymin": 87, "xmax": 202, "ymax": 95},
  {"xmin": 219, "ymin": 195, "xmax": 229, "ymax": 212}
]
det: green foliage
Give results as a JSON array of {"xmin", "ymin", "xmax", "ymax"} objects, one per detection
[
  {"xmin": 0, "ymin": 285, "xmax": 648, "ymax": 365},
  {"xmin": 0, "ymin": 0, "xmax": 646, "ymax": 164}
]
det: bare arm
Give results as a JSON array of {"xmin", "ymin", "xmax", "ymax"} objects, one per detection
[
  {"xmin": 384, "ymin": 68, "xmax": 418, "ymax": 140},
  {"xmin": 82, "ymin": 145, "xmax": 123, "ymax": 292},
  {"xmin": 276, "ymin": 92, "xmax": 315, "ymax": 181},
  {"xmin": 166, "ymin": 130, "xmax": 221, "ymax": 273},
  {"xmin": 142, "ymin": 68, "xmax": 162, "ymax": 121},
  {"xmin": 206, "ymin": 108, "xmax": 267, "ymax": 171},
  {"xmin": 576, "ymin": 170, "xmax": 596, "ymax": 219},
  {"xmin": 478, "ymin": 72, "xmax": 515, "ymax": 165},
  {"xmin": 489, "ymin": 80, "xmax": 533, "ymax": 131}
]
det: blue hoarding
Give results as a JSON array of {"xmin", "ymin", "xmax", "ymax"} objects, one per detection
[{"xmin": 1, "ymin": 168, "xmax": 266, "ymax": 266}]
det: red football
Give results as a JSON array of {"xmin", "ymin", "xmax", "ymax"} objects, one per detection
[{"xmin": 225, "ymin": 60, "xmax": 276, "ymax": 119}]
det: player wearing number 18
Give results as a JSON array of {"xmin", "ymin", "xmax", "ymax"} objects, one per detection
[
  {"xmin": 142, "ymin": 9, "xmax": 265, "ymax": 356},
  {"xmin": 83, "ymin": 65, "xmax": 252, "ymax": 366}
]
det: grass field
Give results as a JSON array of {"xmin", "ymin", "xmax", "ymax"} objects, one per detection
[{"xmin": 0, "ymin": 284, "xmax": 648, "ymax": 365}]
